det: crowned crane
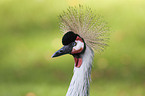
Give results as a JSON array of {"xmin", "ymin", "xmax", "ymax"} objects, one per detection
[{"xmin": 52, "ymin": 5, "xmax": 110, "ymax": 96}]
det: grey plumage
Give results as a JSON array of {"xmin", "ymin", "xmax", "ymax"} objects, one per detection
[
  {"xmin": 66, "ymin": 46, "xmax": 94, "ymax": 96},
  {"xmin": 52, "ymin": 5, "xmax": 110, "ymax": 96}
]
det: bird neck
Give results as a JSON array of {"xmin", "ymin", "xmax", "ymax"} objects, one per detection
[{"xmin": 66, "ymin": 45, "xmax": 94, "ymax": 96}]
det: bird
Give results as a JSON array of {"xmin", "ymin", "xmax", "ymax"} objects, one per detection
[{"xmin": 52, "ymin": 5, "xmax": 110, "ymax": 96}]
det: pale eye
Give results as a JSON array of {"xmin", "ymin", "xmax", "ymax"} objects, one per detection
[{"xmin": 73, "ymin": 42, "xmax": 77, "ymax": 46}]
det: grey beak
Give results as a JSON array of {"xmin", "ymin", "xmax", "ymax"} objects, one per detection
[{"xmin": 51, "ymin": 45, "xmax": 73, "ymax": 58}]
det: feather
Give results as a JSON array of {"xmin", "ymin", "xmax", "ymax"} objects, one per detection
[
  {"xmin": 66, "ymin": 45, "xmax": 94, "ymax": 96},
  {"xmin": 59, "ymin": 5, "xmax": 110, "ymax": 53}
]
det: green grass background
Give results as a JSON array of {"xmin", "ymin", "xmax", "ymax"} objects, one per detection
[{"xmin": 0, "ymin": 0, "xmax": 145, "ymax": 96}]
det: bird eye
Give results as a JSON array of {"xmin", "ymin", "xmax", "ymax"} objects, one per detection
[{"xmin": 73, "ymin": 42, "xmax": 77, "ymax": 46}]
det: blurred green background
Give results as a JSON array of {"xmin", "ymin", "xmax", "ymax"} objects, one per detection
[{"xmin": 0, "ymin": 0, "xmax": 145, "ymax": 96}]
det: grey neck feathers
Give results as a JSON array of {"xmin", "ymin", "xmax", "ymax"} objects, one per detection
[{"xmin": 66, "ymin": 45, "xmax": 94, "ymax": 96}]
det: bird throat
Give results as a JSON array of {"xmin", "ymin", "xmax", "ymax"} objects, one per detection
[
  {"xmin": 66, "ymin": 46, "xmax": 94, "ymax": 96},
  {"xmin": 74, "ymin": 57, "xmax": 82, "ymax": 68},
  {"xmin": 72, "ymin": 38, "xmax": 86, "ymax": 68}
]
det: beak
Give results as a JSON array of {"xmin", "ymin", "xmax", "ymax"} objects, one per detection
[{"xmin": 51, "ymin": 45, "xmax": 72, "ymax": 58}]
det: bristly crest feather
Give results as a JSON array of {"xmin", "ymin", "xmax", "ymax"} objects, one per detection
[{"xmin": 59, "ymin": 5, "xmax": 110, "ymax": 53}]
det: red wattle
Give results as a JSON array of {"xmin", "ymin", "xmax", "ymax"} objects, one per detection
[{"xmin": 74, "ymin": 57, "xmax": 82, "ymax": 68}]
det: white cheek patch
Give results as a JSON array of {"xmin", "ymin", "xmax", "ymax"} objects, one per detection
[{"xmin": 73, "ymin": 40, "xmax": 84, "ymax": 50}]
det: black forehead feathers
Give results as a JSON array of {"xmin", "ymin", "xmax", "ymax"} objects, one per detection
[{"xmin": 62, "ymin": 31, "xmax": 78, "ymax": 45}]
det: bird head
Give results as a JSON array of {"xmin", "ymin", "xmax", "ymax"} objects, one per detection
[
  {"xmin": 52, "ymin": 31, "xmax": 86, "ymax": 68},
  {"xmin": 51, "ymin": 5, "xmax": 110, "ymax": 68}
]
